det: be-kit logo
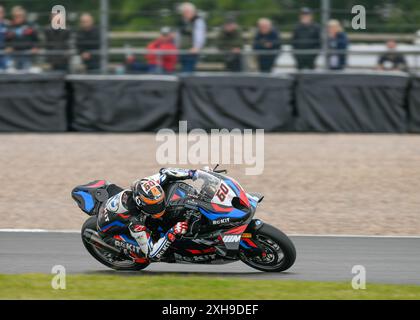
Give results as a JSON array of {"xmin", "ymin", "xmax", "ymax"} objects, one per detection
[
  {"xmin": 114, "ymin": 240, "xmax": 142, "ymax": 256},
  {"xmin": 213, "ymin": 218, "xmax": 230, "ymax": 225}
]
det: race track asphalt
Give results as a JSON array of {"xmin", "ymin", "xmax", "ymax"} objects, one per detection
[{"xmin": 1, "ymin": 231, "xmax": 419, "ymax": 285}]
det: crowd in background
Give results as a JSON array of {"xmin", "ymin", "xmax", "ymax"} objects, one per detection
[
  {"xmin": 127, "ymin": 3, "xmax": 409, "ymax": 74},
  {"xmin": 0, "ymin": 4, "xmax": 101, "ymax": 72},
  {"xmin": 126, "ymin": 4, "xmax": 353, "ymax": 73},
  {"xmin": 0, "ymin": 2, "xmax": 410, "ymax": 74}
]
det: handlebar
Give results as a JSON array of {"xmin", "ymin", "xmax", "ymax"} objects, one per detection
[{"xmin": 212, "ymin": 164, "xmax": 227, "ymax": 174}]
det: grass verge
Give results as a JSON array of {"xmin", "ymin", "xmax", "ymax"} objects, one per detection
[{"xmin": 0, "ymin": 274, "xmax": 419, "ymax": 300}]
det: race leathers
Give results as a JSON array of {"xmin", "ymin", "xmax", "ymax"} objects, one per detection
[{"xmin": 97, "ymin": 168, "xmax": 197, "ymax": 261}]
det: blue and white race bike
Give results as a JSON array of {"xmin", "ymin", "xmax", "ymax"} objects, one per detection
[{"xmin": 72, "ymin": 168, "xmax": 296, "ymax": 272}]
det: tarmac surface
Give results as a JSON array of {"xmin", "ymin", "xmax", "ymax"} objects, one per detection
[{"xmin": 1, "ymin": 231, "xmax": 419, "ymax": 285}]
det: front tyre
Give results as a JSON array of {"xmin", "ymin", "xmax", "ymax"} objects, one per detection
[
  {"xmin": 81, "ymin": 216, "xmax": 149, "ymax": 271},
  {"xmin": 240, "ymin": 223, "xmax": 296, "ymax": 272}
]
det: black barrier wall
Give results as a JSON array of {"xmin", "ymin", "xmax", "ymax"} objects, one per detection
[
  {"xmin": 0, "ymin": 74, "xmax": 67, "ymax": 132},
  {"xmin": 68, "ymin": 75, "xmax": 179, "ymax": 132},
  {"xmin": 408, "ymin": 74, "xmax": 420, "ymax": 133},
  {"xmin": 181, "ymin": 74, "xmax": 294, "ymax": 131},
  {"xmin": 294, "ymin": 72, "xmax": 410, "ymax": 133},
  {"xmin": 0, "ymin": 73, "xmax": 418, "ymax": 133}
]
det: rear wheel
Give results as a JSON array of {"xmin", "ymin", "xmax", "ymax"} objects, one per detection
[
  {"xmin": 81, "ymin": 216, "xmax": 149, "ymax": 271},
  {"xmin": 240, "ymin": 223, "xmax": 296, "ymax": 272}
]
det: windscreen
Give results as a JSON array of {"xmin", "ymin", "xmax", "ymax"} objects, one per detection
[{"xmin": 185, "ymin": 170, "xmax": 222, "ymax": 202}]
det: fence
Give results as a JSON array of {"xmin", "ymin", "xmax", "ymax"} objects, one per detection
[{"xmin": 1, "ymin": 47, "xmax": 420, "ymax": 74}]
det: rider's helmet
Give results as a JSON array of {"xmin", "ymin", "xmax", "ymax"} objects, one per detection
[{"xmin": 132, "ymin": 179, "xmax": 166, "ymax": 218}]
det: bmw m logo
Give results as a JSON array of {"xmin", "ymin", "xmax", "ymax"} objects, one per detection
[{"xmin": 222, "ymin": 235, "xmax": 241, "ymax": 243}]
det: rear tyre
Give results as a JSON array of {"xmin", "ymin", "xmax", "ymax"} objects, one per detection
[
  {"xmin": 240, "ymin": 223, "xmax": 296, "ymax": 272},
  {"xmin": 81, "ymin": 216, "xmax": 149, "ymax": 271}
]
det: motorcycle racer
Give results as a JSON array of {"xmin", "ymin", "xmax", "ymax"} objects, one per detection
[{"xmin": 97, "ymin": 168, "xmax": 198, "ymax": 262}]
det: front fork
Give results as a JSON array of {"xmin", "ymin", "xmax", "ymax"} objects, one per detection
[{"xmin": 240, "ymin": 219, "xmax": 266, "ymax": 257}]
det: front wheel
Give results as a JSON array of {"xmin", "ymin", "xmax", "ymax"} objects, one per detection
[
  {"xmin": 81, "ymin": 216, "xmax": 149, "ymax": 271},
  {"xmin": 240, "ymin": 223, "xmax": 296, "ymax": 272}
]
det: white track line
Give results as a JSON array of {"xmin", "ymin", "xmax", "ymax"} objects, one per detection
[
  {"xmin": 290, "ymin": 233, "xmax": 420, "ymax": 239},
  {"xmin": 0, "ymin": 229, "xmax": 419, "ymax": 238},
  {"xmin": 0, "ymin": 229, "xmax": 80, "ymax": 233}
]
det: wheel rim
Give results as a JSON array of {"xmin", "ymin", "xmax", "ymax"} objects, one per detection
[{"xmin": 240, "ymin": 234, "xmax": 285, "ymax": 271}]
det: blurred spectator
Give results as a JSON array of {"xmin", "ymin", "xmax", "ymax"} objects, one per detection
[
  {"xmin": 146, "ymin": 27, "xmax": 177, "ymax": 74},
  {"xmin": 377, "ymin": 40, "xmax": 408, "ymax": 72},
  {"xmin": 176, "ymin": 2, "xmax": 206, "ymax": 73},
  {"xmin": 253, "ymin": 18, "xmax": 281, "ymax": 73},
  {"xmin": 6, "ymin": 6, "xmax": 39, "ymax": 70},
  {"xmin": 45, "ymin": 11, "xmax": 71, "ymax": 72},
  {"xmin": 217, "ymin": 17, "xmax": 243, "ymax": 72},
  {"xmin": 0, "ymin": 6, "xmax": 9, "ymax": 70},
  {"xmin": 327, "ymin": 20, "xmax": 348, "ymax": 70},
  {"xmin": 292, "ymin": 7, "xmax": 320, "ymax": 70},
  {"xmin": 415, "ymin": 30, "xmax": 420, "ymax": 46},
  {"xmin": 76, "ymin": 13, "xmax": 100, "ymax": 72},
  {"xmin": 124, "ymin": 55, "xmax": 148, "ymax": 74}
]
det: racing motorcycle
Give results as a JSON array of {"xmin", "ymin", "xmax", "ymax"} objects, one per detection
[{"xmin": 72, "ymin": 167, "xmax": 296, "ymax": 272}]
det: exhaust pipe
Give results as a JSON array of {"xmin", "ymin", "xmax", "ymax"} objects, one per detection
[{"xmin": 83, "ymin": 229, "xmax": 122, "ymax": 255}]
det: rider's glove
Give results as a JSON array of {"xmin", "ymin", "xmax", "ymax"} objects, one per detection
[
  {"xmin": 160, "ymin": 168, "xmax": 197, "ymax": 180},
  {"xmin": 160, "ymin": 168, "xmax": 187, "ymax": 177},
  {"xmin": 188, "ymin": 170, "xmax": 198, "ymax": 181},
  {"xmin": 172, "ymin": 221, "xmax": 188, "ymax": 238}
]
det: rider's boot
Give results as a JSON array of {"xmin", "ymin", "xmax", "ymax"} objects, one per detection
[
  {"xmin": 148, "ymin": 231, "xmax": 176, "ymax": 261},
  {"xmin": 129, "ymin": 224, "xmax": 152, "ymax": 257},
  {"xmin": 129, "ymin": 222, "xmax": 178, "ymax": 261}
]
